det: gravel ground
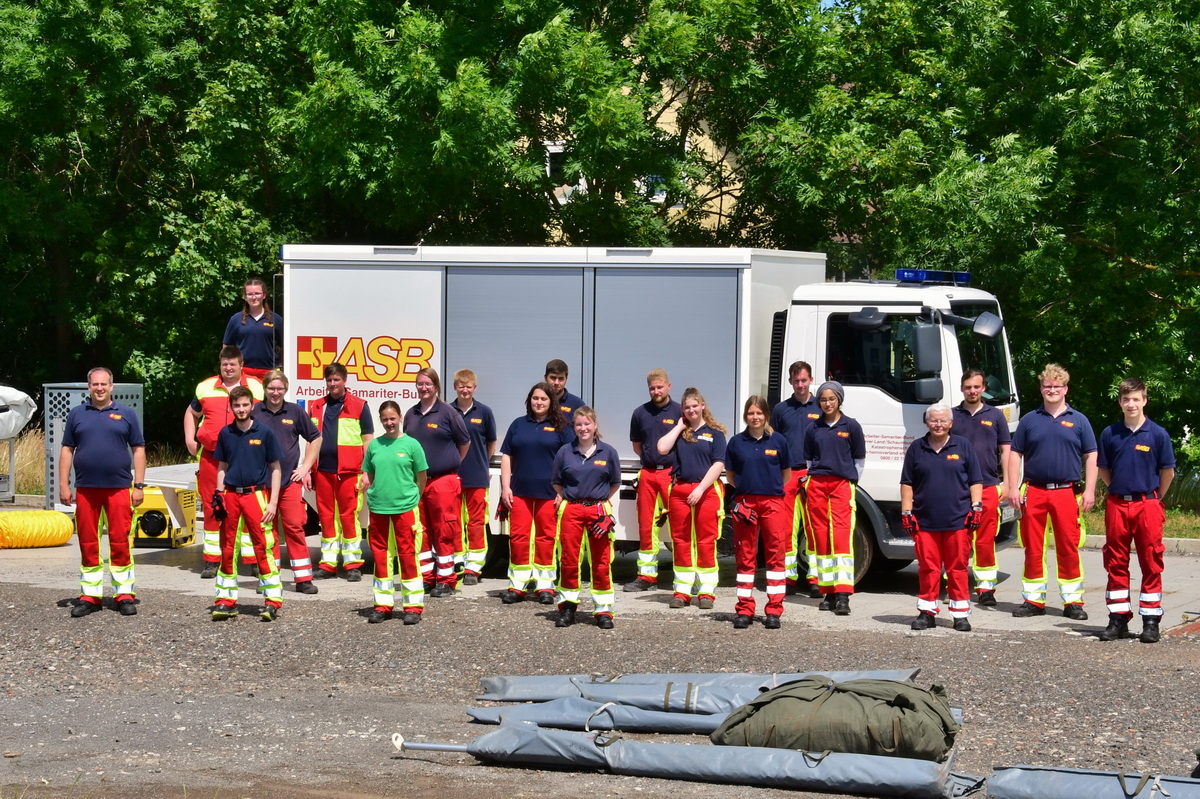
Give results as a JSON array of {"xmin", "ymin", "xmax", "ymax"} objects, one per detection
[{"xmin": 2, "ymin": 564, "xmax": 1199, "ymax": 799}]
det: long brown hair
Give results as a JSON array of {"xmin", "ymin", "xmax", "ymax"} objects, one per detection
[
  {"xmin": 239, "ymin": 278, "xmax": 271, "ymax": 323},
  {"xmin": 743, "ymin": 395, "xmax": 774, "ymax": 436},
  {"xmin": 680, "ymin": 387, "xmax": 726, "ymax": 443},
  {"xmin": 526, "ymin": 382, "xmax": 566, "ymax": 431}
]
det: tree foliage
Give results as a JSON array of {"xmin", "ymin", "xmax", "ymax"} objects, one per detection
[{"xmin": 1, "ymin": 0, "xmax": 1196, "ymax": 459}]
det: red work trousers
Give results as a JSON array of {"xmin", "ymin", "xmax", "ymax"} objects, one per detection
[
  {"xmin": 783, "ymin": 468, "xmax": 814, "ymax": 586},
  {"xmin": 460, "ymin": 486, "xmax": 488, "ymax": 576},
  {"xmin": 369, "ymin": 510, "xmax": 423, "ymax": 613},
  {"xmin": 635, "ymin": 467, "xmax": 673, "ymax": 580},
  {"xmin": 969, "ymin": 484, "xmax": 1003, "ymax": 590},
  {"xmin": 75, "ymin": 487, "xmax": 135, "ymax": 604},
  {"xmin": 805, "ymin": 475, "xmax": 856, "ymax": 594},
  {"xmin": 915, "ymin": 526, "xmax": 970, "ymax": 618},
  {"xmin": 1019, "ymin": 485, "xmax": 1084, "ymax": 606},
  {"xmin": 197, "ymin": 449, "xmax": 221, "ymax": 563},
  {"xmin": 1103, "ymin": 495, "xmax": 1165, "ymax": 618},
  {"xmin": 420, "ymin": 474, "xmax": 462, "ymax": 587},
  {"xmin": 667, "ymin": 481, "xmax": 722, "ymax": 601},
  {"xmin": 218, "ymin": 490, "xmax": 281, "ymax": 608},
  {"xmin": 508, "ymin": 496, "xmax": 559, "ymax": 593},
  {"xmin": 314, "ymin": 470, "xmax": 363, "ymax": 571},
  {"xmin": 732, "ymin": 494, "xmax": 789, "ymax": 618},
  {"xmin": 275, "ymin": 481, "xmax": 313, "ymax": 582},
  {"xmin": 557, "ymin": 502, "xmax": 615, "ymax": 614}
]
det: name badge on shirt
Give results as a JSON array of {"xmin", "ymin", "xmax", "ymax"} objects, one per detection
[
  {"xmin": 249, "ymin": 439, "xmax": 262, "ymax": 446},
  {"xmin": 946, "ymin": 453, "xmax": 960, "ymax": 461},
  {"xmin": 698, "ymin": 433, "xmax": 713, "ymax": 442},
  {"xmin": 837, "ymin": 431, "xmax": 850, "ymax": 438},
  {"xmin": 426, "ymin": 423, "xmax": 439, "ymax": 429},
  {"xmin": 1135, "ymin": 444, "xmax": 1151, "ymax": 452},
  {"xmin": 1060, "ymin": 420, "xmax": 1075, "ymax": 428}
]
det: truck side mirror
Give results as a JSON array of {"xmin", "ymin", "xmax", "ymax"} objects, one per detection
[
  {"xmin": 913, "ymin": 378, "xmax": 944, "ymax": 403},
  {"xmin": 913, "ymin": 323, "xmax": 942, "ymax": 374},
  {"xmin": 847, "ymin": 307, "xmax": 886, "ymax": 331},
  {"xmin": 973, "ymin": 311, "xmax": 1004, "ymax": 339}
]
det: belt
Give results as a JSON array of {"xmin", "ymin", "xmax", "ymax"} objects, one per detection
[
  {"xmin": 643, "ymin": 465, "xmax": 672, "ymax": 471},
  {"xmin": 226, "ymin": 485, "xmax": 265, "ymax": 494},
  {"xmin": 1111, "ymin": 491, "xmax": 1158, "ymax": 502},
  {"xmin": 428, "ymin": 470, "xmax": 457, "ymax": 480},
  {"xmin": 568, "ymin": 499, "xmax": 604, "ymax": 506},
  {"xmin": 1032, "ymin": 482, "xmax": 1076, "ymax": 490}
]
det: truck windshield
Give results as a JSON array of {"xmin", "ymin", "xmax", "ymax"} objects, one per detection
[
  {"xmin": 826, "ymin": 312, "xmax": 933, "ymax": 403},
  {"xmin": 950, "ymin": 301, "xmax": 1014, "ymax": 405}
]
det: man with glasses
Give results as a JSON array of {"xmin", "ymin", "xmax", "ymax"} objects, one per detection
[{"xmin": 1006, "ymin": 364, "xmax": 1097, "ymax": 620}]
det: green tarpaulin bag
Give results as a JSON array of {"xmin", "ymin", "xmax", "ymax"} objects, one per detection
[{"xmin": 710, "ymin": 677, "xmax": 959, "ymax": 762}]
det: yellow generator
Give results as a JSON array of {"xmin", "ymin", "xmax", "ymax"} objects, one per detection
[{"xmin": 133, "ymin": 486, "xmax": 197, "ymax": 548}]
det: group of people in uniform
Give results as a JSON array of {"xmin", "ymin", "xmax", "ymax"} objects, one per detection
[{"xmin": 58, "ymin": 281, "xmax": 1175, "ymax": 642}]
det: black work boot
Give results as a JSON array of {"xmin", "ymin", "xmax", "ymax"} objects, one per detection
[
  {"xmin": 555, "ymin": 602, "xmax": 577, "ymax": 628},
  {"xmin": 1140, "ymin": 616, "xmax": 1161, "ymax": 644},
  {"xmin": 833, "ymin": 593, "xmax": 851, "ymax": 616},
  {"xmin": 1098, "ymin": 613, "xmax": 1130, "ymax": 641}
]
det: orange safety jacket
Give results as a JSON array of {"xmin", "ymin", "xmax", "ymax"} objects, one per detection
[
  {"xmin": 193, "ymin": 375, "xmax": 264, "ymax": 452},
  {"xmin": 308, "ymin": 391, "xmax": 367, "ymax": 474}
]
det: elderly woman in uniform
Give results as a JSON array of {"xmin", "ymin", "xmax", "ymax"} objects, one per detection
[{"xmin": 900, "ymin": 403, "xmax": 983, "ymax": 632}]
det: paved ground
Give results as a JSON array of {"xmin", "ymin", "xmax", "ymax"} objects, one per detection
[{"xmin": 2, "ymin": 507, "xmax": 1199, "ymax": 798}]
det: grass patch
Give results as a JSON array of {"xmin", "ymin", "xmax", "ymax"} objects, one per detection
[
  {"xmin": 1084, "ymin": 507, "xmax": 1200, "ymax": 540},
  {"xmin": 1, "ymin": 427, "xmax": 189, "ymax": 497}
]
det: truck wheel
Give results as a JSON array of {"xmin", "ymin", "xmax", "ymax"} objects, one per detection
[
  {"xmin": 852, "ymin": 515, "xmax": 877, "ymax": 584},
  {"xmin": 877, "ymin": 557, "xmax": 914, "ymax": 572}
]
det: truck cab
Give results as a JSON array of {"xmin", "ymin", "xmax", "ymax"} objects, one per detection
[{"xmin": 777, "ymin": 272, "xmax": 1020, "ymax": 578}]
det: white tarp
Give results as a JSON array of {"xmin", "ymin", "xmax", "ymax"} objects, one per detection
[{"xmin": 0, "ymin": 386, "xmax": 36, "ymax": 439}]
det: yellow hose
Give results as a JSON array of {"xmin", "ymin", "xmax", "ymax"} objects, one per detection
[{"xmin": 0, "ymin": 510, "xmax": 75, "ymax": 548}]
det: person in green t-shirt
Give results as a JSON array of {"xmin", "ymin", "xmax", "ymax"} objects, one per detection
[{"xmin": 361, "ymin": 400, "xmax": 428, "ymax": 624}]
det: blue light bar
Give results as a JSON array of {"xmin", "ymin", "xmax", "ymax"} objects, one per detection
[{"xmin": 895, "ymin": 268, "xmax": 971, "ymax": 285}]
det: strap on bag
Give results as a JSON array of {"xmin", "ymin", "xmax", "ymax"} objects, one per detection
[{"xmin": 1116, "ymin": 772, "xmax": 1153, "ymax": 797}]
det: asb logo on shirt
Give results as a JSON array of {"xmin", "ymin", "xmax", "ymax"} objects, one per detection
[
  {"xmin": 108, "ymin": 413, "xmax": 123, "ymax": 421},
  {"xmin": 1135, "ymin": 444, "xmax": 1151, "ymax": 452},
  {"xmin": 426, "ymin": 423, "xmax": 439, "ymax": 429},
  {"xmin": 807, "ymin": 413, "xmax": 820, "ymax": 420},
  {"xmin": 698, "ymin": 433, "xmax": 713, "ymax": 442},
  {"xmin": 543, "ymin": 426, "xmax": 556, "ymax": 432},
  {"xmin": 594, "ymin": 460, "xmax": 608, "ymax": 466},
  {"xmin": 765, "ymin": 449, "xmax": 778, "ymax": 456},
  {"xmin": 249, "ymin": 439, "xmax": 262, "ymax": 446},
  {"xmin": 470, "ymin": 418, "xmax": 483, "ymax": 425},
  {"xmin": 663, "ymin": 418, "xmax": 676, "ymax": 425},
  {"xmin": 281, "ymin": 419, "xmax": 295, "ymax": 426},
  {"xmin": 946, "ymin": 454, "xmax": 960, "ymax": 461},
  {"xmin": 1060, "ymin": 420, "xmax": 1075, "ymax": 428},
  {"xmin": 837, "ymin": 431, "xmax": 850, "ymax": 438},
  {"xmin": 980, "ymin": 420, "xmax": 993, "ymax": 427}
]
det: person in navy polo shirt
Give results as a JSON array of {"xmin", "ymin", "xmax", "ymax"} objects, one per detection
[
  {"xmin": 552, "ymin": 407, "xmax": 622, "ymax": 629},
  {"xmin": 59, "ymin": 367, "xmax": 146, "ymax": 617},
  {"xmin": 500, "ymin": 382, "xmax": 575, "ymax": 604},
  {"xmin": 252, "ymin": 370, "xmax": 322, "ymax": 594},
  {"xmin": 726, "ymin": 396, "xmax": 792, "ymax": 629},
  {"xmin": 212, "ymin": 386, "xmax": 283, "ymax": 621},
  {"xmin": 771, "ymin": 360, "xmax": 820, "ymax": 598},
  {"xmin": 952, "ymin": 368, "xmax": 1012, "ymax": 606},
  {"xmin": 802, "ymin": 381, "xmax": 866, "ymax": 616},
  {"xmin": 625, "ymin": 368, "xmax": 682, "ymax": 593},
  {"xmin": 404, "ymin": 367, "xmax": 470, "ymax": 596},
  {"xmin": 901, "ymin": 404, "xmax": 983, "ymax": 632},
  {"xmin": 1006, "ymin": 363, "xmax": 1097, "ymax": 621},
  {"xmin": 657, "ymin": 386, "xmax": 727, "ymax": 610},
  {"xmin": 1098, "ymin": 377, "xmax": 1176, "ymax": 644},
  {"xmin": 452, "ymin": 369, "xmax": 497, "ymax": 585},
  {"xmin": 222, "ymin": 278, "xmax": 282, "ymax": 380},
  {"xmin": 544, "ymin": 359, "xmax": 585, "ymax": 423}
]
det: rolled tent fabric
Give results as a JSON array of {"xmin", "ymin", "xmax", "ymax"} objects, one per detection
[
  {"xmin": 467, "ymin": 697, "xmax": 726, "ymax": 734},
  {"xmin": 477, "ymin": 668, "xmax": 921, "ymax": 703},
  {"xmin": 987, "ymin": 766, "xmax": 1200, "ymax": 799}
]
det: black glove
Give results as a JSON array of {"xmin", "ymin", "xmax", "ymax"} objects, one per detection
[
  {"xmin": 494, "ymin": 504, "xmax": 510, "ymax": 522},
  {"xmin": 588, "ymin": 513, "xmax": 617, "ymax": 536},
  {"xmin": 655, "ymin": 509, "xmax": 669, "ymax": 528},
  {"xmin": 731, "ymin": 502, "xmax": 758, "ymax": 525},
  {"xmin": 900, "ymin": 511, "xmax": 917, "ymax": 536},
  {"xmin": 966, "ymin": 504, "xmax": 983, "ymax": 533},
  {"xmin": 210, "ymin": 491, "xmax": 227, "ymax": 523}
]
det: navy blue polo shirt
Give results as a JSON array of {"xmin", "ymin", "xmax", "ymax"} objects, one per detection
[
  {"xmin": 454, "ymin": 399, "xmax": 497, "ymax": 489},
  {"xmin": 214, "ymin": 420, "xmax": 282, "ymax": 488},
  {"xmin": 404, "ymin": 400, "xmax": 470, "ymax": 477},
  {"xmin": 62, "ymin": 401, "xmax": 145, "ymax": 488},
  {"xmin": 771, "ymin": 395, "xmax": 820, "ymax": 468},
  {"xmin": 1011, "ymin": 405, "xmax": 1097, "ymax": 485},
  {"xmin": 317, "ymin": 396, "xmax": 375, "ymax": 473},
  {"xmin": 726, "ymin": 430, "xmax": 791, "ymax": 496},
  {"xmin": 553, "ymin": 440, "xmax": 622, "ymax": 501},
  {"xmin": 223, "ymin": 311, "xmax": 283, "ymax": 371},
  {"xmin": 803, "ymin": 414, "xmax": 867, "ymax": 481},
  {"xmin": 629, "ymin": 399, "xmax": 682, "ymax": 469},
  {"xmin": 901, "ymin": 434, "xmax": 983, "ymax": 532},
  {"xmin": 556, "ymin": 390, "xmax": 586, "ymax": 422},
  {"xmin": 501, "ymin": 415, "xmax": 575, "ymax": 499},
  {"xmin": 1099, "ymin": 418, "xmax": 1175, "ymax": 495},
  {"xmin": 952, "ymin": 403, "xmax": 1012, "ymax": 486},
  {"xmin": 252, "ymin": 401, "xmax": 319, "ymax": 475},
  {"xmin": 671, "ymin": 425, "xmax": 727, "ymax": 483}
]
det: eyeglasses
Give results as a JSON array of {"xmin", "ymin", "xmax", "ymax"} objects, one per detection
[
  {"xmin": 818, "ymin": 397, "xmax": 839, "ymax": 404},
  {"xmin": 1041, "ymin": 384, "xmax": 1066, "ymax": 392},
  {"xmin": 927, "ymin": 419, "xmax": 951, "ymax": 426}
]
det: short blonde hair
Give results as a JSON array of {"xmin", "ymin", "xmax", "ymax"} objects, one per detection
[
  {"xmin": 263, "ymin": 369, "xmax": 289, "ymax": 389},
  {"xmin": 573, "ymin": 406, "xmax": 602, "ymax": 439},
  {"xmin": 646, "ymin": 368, "xmax": 669, "ymax": 384},
  {"xmin": 453, "ymin": 369, "xmax": 477, "ymax": 386},
  {"xmin": 1039, "ymin": 363, "xmax": 1070, "ymax": 386}
]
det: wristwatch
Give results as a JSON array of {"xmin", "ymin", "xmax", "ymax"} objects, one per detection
[{"xmin": 133, "ymin": 482, "xmax": 146, "ymax": 489}]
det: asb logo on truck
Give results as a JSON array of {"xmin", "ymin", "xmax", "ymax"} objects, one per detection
[{"xmin": 296, "ymin": 336, "xmax": 434, "ymax": 384}]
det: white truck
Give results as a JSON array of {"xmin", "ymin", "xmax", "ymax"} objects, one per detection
[{"xmin": 279, "ymin": 245, "xmax": 1020, "ymax": 581}]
